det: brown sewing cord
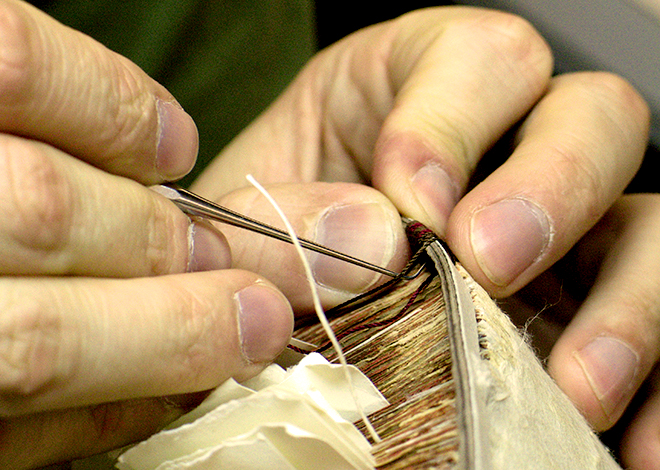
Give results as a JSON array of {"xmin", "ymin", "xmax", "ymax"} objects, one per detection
[
  {"xmin": 314, "ymin": 273, "xmax": 436, "ymax": 353},
  {"xmin": 296, "ymin": 252, "xmax": 458, "ymax": 469}
]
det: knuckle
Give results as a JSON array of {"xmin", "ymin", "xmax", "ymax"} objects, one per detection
[
  {"xmin": 465, "ymin": 11, "xmax": 553, "ymax": 85},
  {"xmin": 546, "ymin": 73, "xmax": 649, "ymax": 195},
  {"xmin": 481, "ymin": 11, "xmax": 550, "ymax": 58},
  {"xmin": 88, "ymin": 402, "xmax": 128, "ymax": 441},
  {"xmin": 0, "ymin": 1, "xmax": 34, "ymax": 109},
  {"xmin": 573, "ymin": 72, "xmax": 650, "ymax": 133},
  {"xmin": 547, "ymin": 140, "xmax": 607, "ymax": 222},
  {"xmin": 142, "ymin": 198, "xmax": 189, "ymax": 275},
  {"xmin": 602, "ymin": 291, "xmax": 660, "ymax": 361},
  {"xmin": 0, "ymin": 137, "xmax": 74, "ymax": 254},
  {"xmin": 94, "ymin": 54, "xmax": 157, "ymax": 168},
  {"xmin": 160, "ymin": 280, "xmax": 230, "ymax": 387},
  {"xmin": 583, "ymin": 72, "xmax": 647, "ymax": 110},
  {"xmin": 89, "ymin": 399, "xmax": 172, "ymax": 444},
  {"xmin": 162, "ymin": 272, "xmax": 253, "ymax": 390},
  {"xmin": 0, "ymin": 290, "xmax": 71, "ymax": 411}
]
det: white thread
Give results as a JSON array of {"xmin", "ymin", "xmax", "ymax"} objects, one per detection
[
  {"xmin": 186, "ymin": 222, "xmax": 196, "ymax": 273},
  {"xmin": 246, "ymin": 175, "xmax": 381, "ymax": 443}
]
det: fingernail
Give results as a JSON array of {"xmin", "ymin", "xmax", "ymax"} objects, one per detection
[
  {"xmin": 311, "ymin": 203, "xmax": 395, "ymax": 293},
  {"xmin": 575, "ymin": 336, "xmax": 639, "ymax": 416},
  {"xmin": 411, "ymin": 163, "xmax": 460, "ymax": 234},
  {"xmin": 470, "ymin": 198, "xmax": 551, "ymax": 286},
  {"xmin": 235, "ymin": 284, "xmax": 293, "ymax": 364},
  {"xmin": 156, "ymin": 100, "xmax": 199, "ymax": 180},
  {"xmin": 187, "ymin": 221, "xmax": 232, "ymax": 272}
]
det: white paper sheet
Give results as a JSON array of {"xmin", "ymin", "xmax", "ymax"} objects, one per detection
[{"xmin": 117, "ymin": 353, "xmax": 387, "ymax": 470}]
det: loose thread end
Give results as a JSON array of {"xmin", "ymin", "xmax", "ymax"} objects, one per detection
[{"xmin": 245, "ymin": 174, "xmax": 382, "ymax": 443}]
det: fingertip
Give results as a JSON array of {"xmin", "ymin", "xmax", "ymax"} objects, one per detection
[
  {"xmin": 468, "ymin": 197, "xmax": 552, "ymax": 292},
  {"xmin": 235, "ymin": 282, "xmax": 294, "ymax": 366},
  {"xmin": 214, "ymin": 182, "xmax": 410, "ymax": 310},
  {"xmin": 410, "ymin": 161, "xmax": 461, "ymax": 235},
  {"xmin": 155, "ymin": 99, "xmax": 199, "ymax": 181},
  {"xmin": 187, "ymin": 220, "xmax": 232, "ymax": 273},
  {"xmin": 549, "ymin": 336, "xmax": 639, "ymax": 432},
  {"xmin": 548, "ymin": 351, "xmax": 604, "ymax": 430},
  {"xmin": 311, "ymin": 200, "xmax": 409, "ymax": 293}
]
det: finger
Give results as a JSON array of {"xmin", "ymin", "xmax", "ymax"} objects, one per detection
[
  {"xmin": 0, "ymin": 0, "xmax": 197, "ymax": 183},
  {"xmin": 371, "ymin": 8, "xmax": 554, "ymax": 234},
  {"xmin": 192, "ymin": 8, "xmax": 553, "ymax": 203},
  {"xmin": 0, "ymin": 394, "xmax": 207, "ymax": 469},
  {"xmin": 548, "ymin": 195, "xmax": 660, "ymax": 431},
  {"xmin": 0, "ymin": 135, "xmax": 230, "ymax": 276},
  {"xmin": 621, "ymin": 371, "xmax": 660, "ymax": 470},
  {"xmin": 0, "ymin": 271, "xmax": 293, "ymax": 416},
  {"xmin": 447, "ymin": 72, "xmax": 649, "ymax": 296},
  {"xmin": 213, "ymin": 182, "xmax": 410, "ymax": 313}
]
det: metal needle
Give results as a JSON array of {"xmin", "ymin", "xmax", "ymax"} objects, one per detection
[{"xmin": 152, "ymin": 183, "xmax": 405, "ymax": 279}]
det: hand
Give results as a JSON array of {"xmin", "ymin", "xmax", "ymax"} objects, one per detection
[
  {"xmin": 496, "ymin": 194, "xmax": 660, "ymax": 468},
  {"xmin": 0, "ymin": 1, "xmax": 322, "ymax": 467},
  {"xmin": 193, "ymin": 5, "xmax": 652, "ymax": 465},
  {"xmin": 544, "ymin": 194, "xmax": 660, "ymax": 469}
]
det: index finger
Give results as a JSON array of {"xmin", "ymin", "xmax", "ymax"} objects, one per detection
[
  {"xmin": 191, "ymin": 7, "xmax": 552, "ymax": 202},
  {"xmin": 0, "ymin": 0, "xmax": 197, "ymax": 183},
  {"xmin": 371, "ymin": 9, "xmax": 554, "ymax": 235}
]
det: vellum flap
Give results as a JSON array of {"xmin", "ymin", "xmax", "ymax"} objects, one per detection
[
  {"xmin": 154, "ymin": 425, "xmax": 370, "ymax": 470},
  {"xmin": 153, "ymin": 432, "xmax": 295, "ymax": 470},
  {"xmin": 164, "ymin": 378, "xmax": 255, "ymax": 430},
  {"xmin": 274, "ymin": 353, "xmax": 388, "ymax": 422},
  {"xmin": 117, "ymin": 353, "xmax": 387, "ymax": 470}
]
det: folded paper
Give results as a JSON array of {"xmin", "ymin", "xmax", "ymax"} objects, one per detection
[{"xmin": 117, "ymin": 353, "xmax": 388, "ymax": 470}]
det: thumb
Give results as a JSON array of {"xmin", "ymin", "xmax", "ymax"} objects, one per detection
[{"xmin": 210, "ymin": 182, "xmax": 411, "ymax": 313}]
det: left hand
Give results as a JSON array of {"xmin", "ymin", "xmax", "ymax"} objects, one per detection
[
  {"xmin": 193, "ymin": 5, "xmax": 651, "ymax": 462},
  {"xmin": 195, "ymin": 8, "xmax": 647, "ymax": 296}
]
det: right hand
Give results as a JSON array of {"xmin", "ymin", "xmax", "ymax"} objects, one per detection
[
  {"xmin": 0, "ymin": 1, "xmax": 289, "ymax": 466},
  {"xmin": 0, "ymin": 4, "xmax": 407, "ymax": 467}
]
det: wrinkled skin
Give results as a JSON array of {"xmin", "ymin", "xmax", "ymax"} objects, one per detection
[{"xmin": 0, "ymin": 1, "xmax": 655, "ymax": 468}]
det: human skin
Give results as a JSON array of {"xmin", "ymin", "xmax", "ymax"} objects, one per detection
[
  {"xmin": 0, "ymin": 1, "xmax": 654, "ymax": 467},
  {"xmin": 196, "ymin": 7, "xmax": 656, "ymax": 468}
]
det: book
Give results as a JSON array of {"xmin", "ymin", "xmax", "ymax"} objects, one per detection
[
  {"xmin": 72, "ymin": 223, "xmax": 621, "ymax": 470},
  {"xmin": 294, "ymin": 226, "xmax": 621, "ymax": 470}
]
